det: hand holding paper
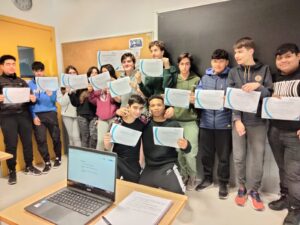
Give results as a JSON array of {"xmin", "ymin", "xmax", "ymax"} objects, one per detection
[
  {"xmin": 3, "ymin": 87, "xmax": 30, "ymax": 104},
  {"xmin": 153, "ymin": 126, "xmax": 184, "ymax": 148},
  {"xmin": 110, "ymin": 123, "xmax": 142, "ymax": 147}
]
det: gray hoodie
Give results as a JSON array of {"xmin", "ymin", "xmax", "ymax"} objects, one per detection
[{"xmin": 228, "ymin": 62, "xmax": 273, "ymax": 126}]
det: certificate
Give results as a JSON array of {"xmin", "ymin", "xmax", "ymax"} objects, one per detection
[
  {"xmin": 63, "ymin": 74, "xmax": 89, "ymax": 90},
  {"xmin": 110, "ymin": 123, "xmax": 142, "ymax": 147},
  {"xmin": 153, "ymin": 127, "xmax": 184, "ymax": 148},
  {"xmin": 35, "ymin": 77, "xmax": 59, "ymax": 91},
  {"xmin": 164, "ymin": 88, "xmax": 191, "ymax": 108},
  {"xmin": 194, "ymin": 90, "xmax": 225, "ymax": 110},
  {"xmin": 224, "ymin": 87, "xmax": 261, "ymax": 113},
  {"xmin": 89, "ymin": 71, "xmax": 111, "ymax": 90},
  {"xmin": 3, "ymin": 87, "xmax": 30, "ymax": 104},
  {"xmin": 97, "ymin": 49, "xmax": 140, "ymax": 71},
  {"xmin": 108, "ymin": 76, "xmax": 132, "ymax": 97},
  {"xmin": 139, "ymin": 59, "xmax": 163, "ymax": 77},
  {"xmin": 262, "ymin": 97, "xmax": 300, "ymax": 121}
]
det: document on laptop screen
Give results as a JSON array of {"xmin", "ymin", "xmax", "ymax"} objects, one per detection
[{"xmin": 68, "ymin": 148, "xmax": 116, "ymax": 192}]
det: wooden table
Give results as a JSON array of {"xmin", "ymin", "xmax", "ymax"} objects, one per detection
[
  {"xmin": 0, "ymin": 151, "xmax": 13, "ymax": 161},
  {"xmin": 0, "ymin": 179, "xmax": 187, "ymax": 225}
]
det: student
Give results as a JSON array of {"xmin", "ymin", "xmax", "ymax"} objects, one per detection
[
  {"xmin": 139, "ymin": 95, "xmax": 191, "ymax": 194},
  {"xmin": 69, "ymin": 66, "xmax": 97, "ymax": 148},
  {"xmin": 267, "ymin": 43, "xmax": 300, "ymax": 225},
  {"xmin": 115, "ymin": 53, "xmax": 144, "ymax": 107},
  {"xmin": 194, "ymin": 49, "xmax": 232, "ymax": 199},
  {"xmin": 89, "ymin": 64, "xmax": 119, "ymax": 150},
  {"xmin": 228, "ymin": 37, "xmax": 273, "ymax": 210},
  {"xmin": 166, "ymin": 53, "xmax": 200, "ymax": 190},
  {"xmin": 28, "ymin": 61, "xmax": 62, "ymax": 173},
  {"xmin": 57, "ymin": 65, "xmax": 81, "ymax": 147},
  {"xmin": 135, "ymin": 40, "xmax": 177, "ymax": 97},
  {"xmin": 103, "ymin": 94, "xmax": 147, "ymax": 183},
  {"xmin": 0, "ymin": 55, "xmax": 41, "ymax": 185}
]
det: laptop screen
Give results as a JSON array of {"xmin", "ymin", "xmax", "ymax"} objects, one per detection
[{"xmin": 68, "ymin": 147, "xmax": 116, "ymax": 198}]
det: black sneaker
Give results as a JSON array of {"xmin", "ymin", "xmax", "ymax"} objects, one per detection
[
  {"xmin": 195, "ymin": 178, "xmax": 213, "ymax": 191},
  {"xmin": 269, "ymin": 194, "xmax": 289, "ymax": 211},
  {"xmin": 283, "ymin": 207, "xmax": 300, "ymax": 225},
  {"xmin": 42, "ymin": 162, "xmax": 51, "ymax": 174},
  {"xmin": 8, "ymin": 170, "xmax": 17, "ymax": 185},
  {"xmin": 219, "ymin": 183, "xmax": 229, "ymax": 199},
  {"xmin": 53, "ymin": 157, "xmax": 61, "ymax": 168},
  {"xmin": 24, "ymin": 165, "xmax": 42, "ymax": 176}
]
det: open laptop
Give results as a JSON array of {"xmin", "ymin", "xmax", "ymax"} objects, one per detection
[{"xmin": 25, "ymin": 146, "xmax": 117, "ymax": 225}]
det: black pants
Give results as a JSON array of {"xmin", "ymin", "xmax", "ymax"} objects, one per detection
[
  {"xmin": 117, "ymin": 157, "xmax": 141, "ymax": 183},
  {"xmin": 200, "ymin": 128, "xmax": 232, "ymax": 183},
  {"xmin": 1, "ymin": 111, "xmax": 34, "ymax": 171},
  {"xmin": 268, "ymin": 126, "xmax": 300, "ymax": 208},
  {"xmin": 139, "ymin": 163, "xmax": 185, "ymax": 194},
  {"xmin": 33, "ymin": 111, "xmax": 62, "ymax": 162}
]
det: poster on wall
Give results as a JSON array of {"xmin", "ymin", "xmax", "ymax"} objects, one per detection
[{"xmin": 97, "ymin": 48, "xmax": 140, "ymax": 71}]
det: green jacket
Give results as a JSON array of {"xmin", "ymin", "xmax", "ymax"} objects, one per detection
[
  {"xmin": 172, "ymin": 72, "xmax": 200, "ymax": 121},
  {"xmin": 138, "ymin": 65, "xmax": 177, "ymax": 97}
]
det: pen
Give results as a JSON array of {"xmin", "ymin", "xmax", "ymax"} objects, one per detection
[{"xmin": 102, "ymin": 216, "xmax": 112, "ymax": 225}]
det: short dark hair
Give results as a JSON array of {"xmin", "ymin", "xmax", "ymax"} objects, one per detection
[
  {"xmin": 233, "ymin": 37, "xmax": 255, "ymax": 50},
  {"xmin": 100, "ymin": 64, "xmax": 117, "ymax": 79},
  {"xmin": 148, "ymin": 95, "xmax": 164, "ymax": 105},
  {"xmin": 149, "ymin": 40, "xmax": 165, "ymax": 52},
  {"xmin": 86, "ymin": 66, "xmax": 99, "ymax": 77},
  {"xmin": 121, "ymin": 52, "xmax": 136, "ymax": 64},
  {"xmin": 65, "ymin": 65, "xmax": 78, "ymax": 74},
  {"xmin": 275, "ymin": 43, "xmax": 299, "ymax": 57},
  {"xmin": 0, "ymin": 55, "xmax": 16, "ymax": 65},
  {"xmin": 211, "ymin": 49, "xmax": 229, "ymax": 60},
  {"xmin": 32, "ymin": 61, "xmax": 45, "ymax": 71},
  {"xmin": 177, "ymin": 52, "xmax": 193, "ymax": 64},
  {"xmin": 128, "ymin": 94, "xmax": 145, "ymax": 106}
]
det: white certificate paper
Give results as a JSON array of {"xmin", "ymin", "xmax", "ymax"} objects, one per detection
[
  {"xmin": 194, "ymin": 90, "xmax": 225, "ymax": 110},
  {"xmin": 88, "ymin": 71, "xmax": 111, "ymax": 91},
  {"xmin": 35, "ymin": 77, "xmax": 59, "ymax": 91},
  {"xmin": 110, "ymin": 123, "xmax": 142, "ymax": 147},
  {"xmin": 62, "ymin": 74, "xmax": 88, "ymax": 90},
  {"xmin": 153, "ymin": 126, "xmax": 184, "ymax": 148},
  {"xmin": 224, "ymin": 87, "xmax": 261, "ymax": 113},
  {"xmin": 139, "ymin": 59, "xmax": 163, "ymax": 77},
  {"xmin": 108, "ymin": 76, "xmax": 132, "ymax": 97},
  {"xmin": 262, "ymin": 97, "xmax": 300, "ymax": 121},
  {"xmin": 164, "ymin": 88, "xmax": 191, "ymax": 108},
  {"xmin": 3, "ymin": 87, "xmax": 30, "ymax": 104}
]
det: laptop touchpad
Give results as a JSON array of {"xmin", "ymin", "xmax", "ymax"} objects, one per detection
[{"xmin": 43, "ymin": 206, "xmax": 71, "ymax": 220}]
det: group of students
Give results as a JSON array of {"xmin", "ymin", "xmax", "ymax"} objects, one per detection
[{"xmin": 0, "ymin": 37, "xmax": 299, "ymax": 225}]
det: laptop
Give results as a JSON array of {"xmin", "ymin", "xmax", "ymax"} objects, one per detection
[{"xmin": 25, "ymin": 146, "xmax": 117, "ymax": 225}]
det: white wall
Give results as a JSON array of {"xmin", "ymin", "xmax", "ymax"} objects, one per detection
[{"xmin": 1, "ymin": 0, "xmax": 228, "ymax": 72}]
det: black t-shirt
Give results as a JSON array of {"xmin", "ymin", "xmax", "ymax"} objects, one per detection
[
  {"xmin": 113, "ymin": 118, "xmax": 146, "ymax": 162},
  {"xmin": 270, "ymin": 67, "xmax": 300, "ymax": 131}
]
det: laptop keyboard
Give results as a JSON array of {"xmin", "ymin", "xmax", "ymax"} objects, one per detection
[{"xmin": 48, "ymin": 190, "xmax": 105, "ymax": 216}]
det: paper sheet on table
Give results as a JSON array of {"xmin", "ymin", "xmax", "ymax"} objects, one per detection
[
  {"xmin": 96, "ymin": 191, "xmax": 172, "ymax": 225},
  {"xmin": 88, "ymin": 71, "xmax": 111, "ymax": 91},
  {"xmin": 3, "ymin": 87, "xmax": 30, "ymax": 104},
  {"xmin": 153, "ymin": 126, "xmax": 183, "ymax": 148},
  {"xmin": 97, "ymin": 49, "xmax": 140, "ymax": 71},
  {"xmin": 194, "ymin": 90, "xmax": 225, "ymax": 110},
  {"xmin": 139, "ymin": 59, "xmax": 163, "ymax": 77},
  {"xmin": 65, "ymin": 74, "xmax": 89, "ymax": 90},
  {"xmin": 110, "ymin": 123, "xmax": 142, "ymax": 147},
  {"xmin": 262, "ymin": 97, "xmax": 300, "ymax": 121},
  {"xmin": 164, "ymin": 88, "xmax": 191, "ymax": 108},
  {"xmin": 107, "ymin": 76, "xmax": 132, "ymax": 97},
  {"xmin": 35, "ymin": 77, "xmax": 59, "ymax": 91},
  {"xmin": 224, "ymin": 87, "xmax": 261, "ymax": 113}
]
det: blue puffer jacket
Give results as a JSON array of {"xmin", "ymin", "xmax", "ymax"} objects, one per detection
[{"xmin": 196, "ymin": 67, "xmax": 232, "ymax": 129}]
